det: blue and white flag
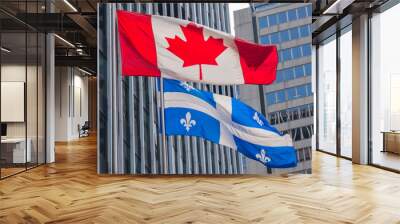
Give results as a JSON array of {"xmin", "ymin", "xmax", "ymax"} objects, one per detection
[{"xmin": 162, "ymin": 79, "xmax": 297, "ymax": 168}]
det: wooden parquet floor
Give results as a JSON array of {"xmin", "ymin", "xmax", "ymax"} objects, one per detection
[{"xmin": 1, "ymin": 135, "xmax": 400, "ymax": 224}]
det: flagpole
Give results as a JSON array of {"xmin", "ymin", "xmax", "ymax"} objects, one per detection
[{"xmin": 160, "ymin": 76, "xmax": 168, "ymax": 174}]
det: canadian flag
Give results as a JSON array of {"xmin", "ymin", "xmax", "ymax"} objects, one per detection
[{"xmin": 117, "ymin": 10, "xmax": 278, "ymax": 85}]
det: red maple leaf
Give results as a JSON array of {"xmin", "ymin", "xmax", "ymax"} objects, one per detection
[{"xmin": 165, "ymin": 23, "xmax": 227, "ymax": 80}]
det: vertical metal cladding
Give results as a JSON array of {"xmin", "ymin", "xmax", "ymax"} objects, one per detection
[{"xmin": 98, "ymin": 3, "xmax": 245, "ymax": 174}]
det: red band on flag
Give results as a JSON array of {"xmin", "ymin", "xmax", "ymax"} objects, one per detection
[
  {"xmin": 235, "ymin": 39, "xmax": 278, "ymax": 85},
  {"xmin": 117, "ymin": 10, "xmax": 161, "ymax": 77}
]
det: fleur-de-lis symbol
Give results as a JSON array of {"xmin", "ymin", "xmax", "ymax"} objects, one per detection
[
  {"xmin": 180, "ymin": 112, "xmax": 196, "ymax": 132},
  {"xmin": 253, "ymin": 112, "xmax": 264, "ymax": 126},
  {"xmin": 256, "ymin": 149, "xmax": 271, "ymax": 164},
  {"xmin": 180, "ymin": 81, "xmax": 195, "ymax": 92}
]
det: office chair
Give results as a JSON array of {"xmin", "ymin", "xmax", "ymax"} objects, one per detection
[{"xmin": 79, "ymin": 121, "xmax": 90, "ymax": 138}]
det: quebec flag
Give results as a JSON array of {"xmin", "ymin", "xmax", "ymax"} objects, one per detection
[{"xmin": 163, "ymin": 79, "xmax": 297, "ymax": 168}]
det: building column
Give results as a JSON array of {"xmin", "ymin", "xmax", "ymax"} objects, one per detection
[
  {"xmin": 46, "ymin": 32, "xmax": 55, "ymax": 163},
  {"xmin": 352, "ymin": 14, "xmax": 369, "ymax": 164}
]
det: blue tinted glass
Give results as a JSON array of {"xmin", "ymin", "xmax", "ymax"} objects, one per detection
[
  {"xmin": 287, "ymin": 87, "xmax": 297, "ymax": 100},
  {"xmin": 306, "ymin": 4, "xmax": 312, "ymax": 16},
  {"xmin": 297, "ymin": 7, "xmax": 307, "ymax": 19},
  {"xmin": 278, "ymin": 12, "xmax": 287, "ymax": 24},
  {"xmin": 292, "ymin": 46, "xmax": 302, "ymax": 59},
  {"xmin": 268, "ymin": 14, "xmax": 277, "ymax": 26},
  {"xmin": 278, "ymin": 70, "xmax": 286, "ymax": 82},
  {"xmin": 297, "ymin": 85, "xmax": 307, "ymax": 97},
  {"xmin": 270, "ymin": 32, "xmax": 280, "ymax": 44},
  {"xmin": 302, "ymin": 44, "xmax": 312, "ymax": 56},
  {"xmin": 260, "ymin": 35, "xmax": 270, "ymax": 44},
  {"xmin": 299, "ymin": 25, "xmax": 310, "ymax": 37},
  {"xmin": 276, "ymin": 91, "xmax": 286, "ymax": 103},
  {"xmin": 280, "ymin": 30, "xmax": 290, "ymax": 42},
  {"xmin": 290, "ymin": 28, "xmax": 299, "ymax": 40},
  {"xmin": 285, "ymin": 68, "xmax": 294, "ymax": 80},
  {"xmin": 304, "ymin": 63, "xmax": 312, "ymax": 75},
  {"xmin": 295, "ymin": 66, "xmax": 304, "ymax": 78},
  {"xmin": 306, "ymin": 84, "xmax": 312, "ymax": 95},
  {"xmin": 259, "ymin": 16, "xmax": 268, "ymax": 29},
  {"xmin": 282, "ymin": 49, "xmax": 292, "ymax": 61},
  {"xmin": 267, "ymin": 93, "xmax": 276, "ymax": 105},
  {"xmin": 278, "ymin": 51, "xmax": 284, "ymax": 62},
  {"xmin": 288, "ymin": 9, "xmax": 297, "ymax": 21}
]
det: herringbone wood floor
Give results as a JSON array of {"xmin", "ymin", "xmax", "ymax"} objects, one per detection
[{"xmin": 1, "ymin": 135, "xmax": 400, "ymax": 224}]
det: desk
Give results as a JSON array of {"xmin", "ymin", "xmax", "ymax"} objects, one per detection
[
  {"xmin": 1, "ymin": 138, "xmax": 31, "ymax": 163},
  {"xmin": 382, "ymin": 131, "xmax": 400, "ymax": 154}
]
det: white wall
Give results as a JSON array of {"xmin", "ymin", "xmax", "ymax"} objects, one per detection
[
  {"xmin": 1, "ymin": 65, "xmax": 35, "ymax": 138},
  {"xmin": 1, "ymin": 63, "xmax": 47, "ymax": 164},
  {"xmin": 55, "ymin": 67, "xmax": 89, "ymax": 141}
]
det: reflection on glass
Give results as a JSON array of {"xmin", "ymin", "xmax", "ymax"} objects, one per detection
[
  {"xmin": 0, "ymin": 0, "xmax": 47, "ymax": 179},
  {"xmin": 1, "ymin": 32, "xmax": 27, "ymax": 177},
  {"xmin": 371, "ymin": 4, "xmax": 400, "ymax": 171},
  {"xmin": 340, "ymin": 28, "xmax": 352, "ymax": 158},
  {"xmin": 318, "ymin": 36, "xmax": 337, "ymax": 154}
]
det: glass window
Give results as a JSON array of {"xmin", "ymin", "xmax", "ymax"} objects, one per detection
[
  {"xmin": 276, "ymin": 70, "xmax": 284, "ymax": 82},
  {"xmin": 288, "ymin": 9, "xmax": 297, "ymax": 21},
  {"xmin": 304, "ymin": 63, "xmax": 312, "ymax": 76},
  {"xmin": 290, "ymin": 27, "xmax": 299, "ymax": 40},
  {"xmin": 306, "ymin": 84, "xmax": 312, "ymax": 96},
  {"xmin": 266, "ymin": 92, "xmax": 276, "ymax": 105},
  {"xmin": 297, "ymin": 7, "xmax": 307, "ymax": 19},
  {"xmin": 295, "ymin": 66, "xmax": 305, "ymax": 78},
  {"xmin": 302, "ymin": 126, "xmax": 311, "ymax": 139},
  {"xmin": 299, "ymin": 105, "xmax": 308, "ymax": 118},
  {"xmin": 260, "ymin": 35, "xmax": 270, "ymax": 44},
  {"xmin": 280, "ymin": 30, "xmax": 290, "ymax": 42},
  {"xmin": 302, "ymin": 44, "xmax": 312, "ymax": 56},
  {"xmin": 1, "ymin": 32, "xmax": 27, "ymax": 177},
  {"xmin": 268, "ymin": 14, "xmax": 277, "ymax": 27},
  {"xmin": 293, "ymin": 109, "xmax": 300, "ymax": 120},
  {"xmin": 340, "ymin": 28, "xmax": 352, "ymax": 158},
  {"xmin": 259, "ymin": 16, "xmax": 268, "ymax": 29},
  {"xmin": 292, "ymin": 46, "xmax": 302, "ymax": 59},
  {"xmin": 297, "ymin": 85, "xmax": 307, "ymax": 97},
  {"xmin": 292, "ymin": 128, "xmax": 302, "ymax": 141},
  {"xmin": 289, "ymin": 108, "xmax": 299, "ymax": 121},
  {"xmin": 310, "ymin": 104, "xmax": 314, "ymax": 116},
  {"xmin": 285, "ymin": 68, "xmax": 295, "ymax": 80},
  {"xmin": 269, "ymin": 113, "xmax": 277, "ymax": 125},
  {"xmin": 318, "ymin": 36, "xmax": 337, "ymax": 154},
  {"xmin": 276, "ymin": 90, "xmax": 286, "ymax": 103},
  {"xmin": 280, "ymin": 111, "xmax": 288, "ymax": 122},
  {"xmin": 299, "ymin": 25, "xmax": 310, "ymax": 38},
  {"xmin": 306, "ymin": 4, "xmax": 312, "ymax": 17},
  {"xmin": 278, "ymin": 12, "xmax": 287, "ymax": 24},
  {"xmin": 270, "ymin": 32, "xmax": 280, "ymax": 44},
  {"xmin": 279, "ymin": 51, "xmax": 284, "ymax": 62},
  {"xmin": 0, "ymin": 1, "xmax": 46, "ymax": 178},
  {"xmin": 287, "ymin": 87, "xmax": 297, "ymax": 100},
  {"xmin": 282, "ymin": 48, "xmax": 292, "ymax": 61}
]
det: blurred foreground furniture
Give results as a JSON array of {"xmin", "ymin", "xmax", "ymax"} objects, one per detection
[{"xmin": 382, "ymin": 131, "xmax": 400, "ymax": 154}]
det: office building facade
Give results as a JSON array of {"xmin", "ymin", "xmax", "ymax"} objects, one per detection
[
  {"xmin": 98, "ymin": 3, "xmax": 248, "ymax": 175},
  {"xmin": 234, "ymin": 3, "xmax": 312, "ymax": 174}
]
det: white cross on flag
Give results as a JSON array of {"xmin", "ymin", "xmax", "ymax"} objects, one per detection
[{"xmin": 117, "ymin": 10, "xmax": 278, "ymax": 85}]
